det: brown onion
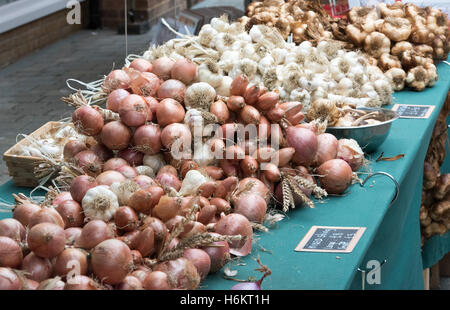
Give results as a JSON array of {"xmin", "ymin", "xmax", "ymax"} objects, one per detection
[
  {"xmin": 118, "ymin": 148, "xmax": 144, "ymax": 166},
  {"xmin": 103, "ymin": 158, "xmax": 128, "ymax": 171},
  {"xmin": 157, "ymin": 79, "xmax": 186, "ymax": 103},
  {"xmin": 204, "ymin": 166, "xmax": 224, "ymax": 180},
  {"xmin": 155, "ymin": 257, "xmax": 200, "ymax": 289},
  {"xmin": 130, "ymin": 250, "xmax": 143, "ymax": 265},
  {"xmin": 64, "ymin": 275, "xmax": 99, "ymax": 290},
  {"xmin": 91, "ymin": 239, "xmax": 133, "ymax": 285},
  {"xmin": 133, "ymin": 124, "xmax": 162, "ymax": 155},
  {"xmin": 230, "ymin": 74, "xmax": 249, "ymax": 96},
  {"xmin": 337, "ymin": 139, "xmax": 364, "ymax": 171},
  {"xmin": 70, "ymin": 175, "xmax": 98, "ymax": 203},
  {"xmin": 156, "ymin": 98, "xmax": 186, "ymax": 127},
  {"xmin": 74, "ymin": 150, "xmax": 103, "ymax": 176},
  {"xmin": 142, "ymin": 271, "xmax": 172, "ymax": 290},
  {"xmin": 153, "ymin": 196, "xmax": 180, "ymax": 222},
  {"xmin": 52, "ymin": 192, "xmax": 73, "ymax": 207},
  {"xmin": 118, "ymin": 230, "xmax": 140, "ymax": 250},
  {"xmin": 96, "ymin": 170, "xmax": 126, "ymax": 186},
  {"xmin": 314, "ymin": 133, "xmax": 338, "ymax": 166},
  {"xmin": 130, "ymin": 58, "xmax": 152, "ymax": 72},
  {"xmin": 183, "ymin": 248, "xmax": 211, "ymax": 280},
  {"xmin": 170, "ymin": 58, "xmax": 197, "ymax": 84},
  {"xmin": 215, "ymin": 213, "xmax": 253, "ymax": 256},
  {"xmin": 23, "ymin": 279, "xmax": 39, "ymax": 290},
  {"xmin": 240, "ymin": 105, "xmax": 261, "ymax": 125},
  {"xmin": 107, "ymin": 89, "xmax": 130, "ymax": 112},
  {"xmin": 256, "ymin": 91, "xmax": 279, "ymax": 111},
  {"xmin": 130, "ymin": 72, "xmax": 161, "ymax": 97},
  {"xmin": 152, "ymin": 57, "xmax": 175, "ymax": 80},
  {"xmin": 317, "ymin": 159, "xmax": 353, "ymax": 194},
  {"xmin": 197, "ymin": 204, "xmax": 217, "ymax": 225},
  {"xmin": 201, "ymin": 232, "xmax": 231, "ymax": 273},
  {"xmin": 232, "ymin": 178, "xmax": 270, "ymax": 204},
  {"xmin": 0, "ymin": 236, "xmax": 22, "ymax": 268},
  {"xmin": 227, "ymin": 96, "xmax": 245, "ymax": 112},
  {"xmin": 244, "ymin": 84, "xmax": 263, "ymax": 106},
  {"xmin": 91, "ymin": 143, "xmax": 113, "ymax": 161},
  {"xmin": 135, "ymin": 227, "xmax": 155, "ymax": 257},
  {"xmin": 116, "ymin": 165, "xmax": 139, "ymax": 179},
  {"xmin": 117, "ymin": 275, "xmax": 143, "ymax": 290},
  {"xmin": 13, "ymin": 203, "xmax": 40, "ymax": 227},
  {"xmin": 29, "ymin": 207, "xmax": 65, "ymax": 228},
  {"xmin": 64, "ymin": 227, "xmax": 82, "ymax": 246},
  {"xmin": 233, "ymin": 194, "xmax": 267, "ymax": 224},
  {"xmin": 210, "ymin": 100, "xmax": 230, "ymax": 124},
  {"xmin": 131, "ymin": 186, "xmax": 163, "ymax": 214},
  {"xmin": 21, "ymin": 252, "xmax": 53, "ymax": 282},
  {"xmin": 0, "ymin": 218, "xmax": 26, "ymax": 242},
  {"xmin": 63, "ymin": 140, "xmax": 87, "ymax": 160},
  {"xmin": 55, "ymin": 200, "xmax": 84, "ymax": 228},
  {"xmin": 286, "ymin": 126, "xmax": 318, "ymax": 166},
  {"xmin": 103, "ymin": 69, "xmax": 131, "ymax": 92},
  {"xmin": 114, "ymin": 206, "xmax": 139, "ymax": 232},
  {"xmin": 214, "ymin": 176, "xmax": 239, "ymax": 199},
  {"xmin": 0, "ymin": 267, "xmax": 22, "ymax": 290},
  {"xmin": 275, "ymin": 147, "xmax": 296, "ymax": 167},
  {"xmin": 76, "ymin": 220, "xmax": 115, "ymax": 250},
  {"xmin": 53, "ymin": 248, "xmax": 88, "ymax": 277},
  {"xmin": 119, "ymin": 94, "xmax": 151, "ymax": 127},
  {"xmin": 27, "ymin": 223, "xmax": 65, "ymax": 258},
  {"xmin": 209, "ymin": 198, "xmax": 231, "ymax": 214},
  {"xmin": 72, "ymin": 105, "xmax": 104, "ymax": 136},
  {"xmin": 101, "ymin": 121, "xmax": 132, "ymax": 151}
]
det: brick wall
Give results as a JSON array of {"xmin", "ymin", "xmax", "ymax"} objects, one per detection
[
  {"xmin": 99, "ymin": 0, "xmax": 205, "ymax": 29},
  {"xmin": 0, "ymin": 1, "xmax": 90, "ymax": 68}
]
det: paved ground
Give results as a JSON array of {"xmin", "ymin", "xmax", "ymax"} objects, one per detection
[{"xmin": 0, "ymin": 0, "xmax": 448, "ymax": 290}]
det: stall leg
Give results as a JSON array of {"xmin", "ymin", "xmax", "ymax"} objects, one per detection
[{"xmin": 430, "ymin": 264, "xmax": 440, "ymax": 289}]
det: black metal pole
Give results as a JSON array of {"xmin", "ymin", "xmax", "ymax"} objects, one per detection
[{"xmin": 88, "ymin": 0, "xmax": 100, "ymax": 29}]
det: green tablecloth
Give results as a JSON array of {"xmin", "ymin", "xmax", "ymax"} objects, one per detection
[{"xmin": 0, "ymin": 61, "xmax": 449, "ymax": 290}]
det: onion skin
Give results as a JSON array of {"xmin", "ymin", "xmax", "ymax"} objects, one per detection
[
  {"xmin": 0, "ymin": 236, "xmax": 23, "ymax": 268},
  {"xmin": 157, "ymin": 79, "xmax": 186, "ymax": 103},
  {"xmin": 27, "ymin": 223, "xmax": 65, "ymax": 258},
  {"xmin": 107, "ymin": 89, "xmax": 130, "ymax": 112},
  {"xmin": 63, "ymin": 140, "xmax": 88, "ymax": 160},
  {"xmin": 21, "ymin": 252, "xmax": 53, "ymax": 282},
  {"xmin": 230, "ymin": 75, "xmax": 249, "ymax": 96},
  {"xmin": 209, "ymin": 100, "xmax": 230, "ymax": 124},
  {"xmin": 215, "ymin": 213, "xmax": 253, "ymax": 257},
  {"xmin": 204, "ymin": 166, "xmax": 224, "ymax": 180},
  {"xmin": 152, "ymin": 57, "xmax": 175, "ymax": 80},
  {"xmin": 227, "ymin": 96, "xmax": 246, "ymax": 112},
  {"xmin": 171, "ymin": 58, "xmax": 197, "ymax": 84},
  {"xmin": 117, "ymin": 275, "xmax": 143, "ymax": 290},
  {"xmin": 91, "ymin": 143, "xmax": 113, "ymax": 162},
  {"xmin": 256, "ymin": 91, "xmax": 279, "ymax": 111},
  {"xmin": 314, "ymin": 133, "xmax": 338, "ymax": 166},
  {"xmin": 116, "ymin": 165, "xmax": 139, "ymax": 179},
  {"xmin": 74, "ymin": 151, "xmax": 103, "ymax": 176},
  {"xmin": 101, "ymin": 121, "xmax": 132, "ymax": 151},
  {"xmin": 118, "ymin": 148, "xmax": 144, "ymax": 166},
  {"xmin": 337, "ymin": 139, "xmax": 364, "ymax": 171},
  {"xmin": 133, "ymin": 175, "xmax": 157, "ymax": 189},
  {"xmin": 119, "ymin": 94, "xmax": 151, "ymax": 127},
  {"xmin": 142, "ymin": 271, "xmax": 172, "ymax": 290},
  {"xmin": 286, "ymin": 126, "xmax": 318, "ymax": 166},
  {"xmin": 55, "ymin": 200, "xmax": 84, "ymax": 228},
  {"xmin": 153, "ymin": 196, "xmax": 180, "ymax": 222},
  {"xmin": 130, "ymin": 72, "xmax": 161, "ymax": 97},
  {"xmin": 201, "ymin": 232, "xmax": 231, "ymax": 273},
  {"xmin": 233, "ymin": 194, "xmax": 267, "ymax": 224},
  {"xmin": 23, "ymin": 279, "xmax": 39, "ymax": 290},
  {"xmin": 37, "ymin": 277, "xmax": 65, "ymax": 290},
  {"xmin": 91, "ymin": 239, "xmax": 133, "ymax": 285},
  {"xmin": 29, "ymin": 207, "xmax": 65, "ymax": 229},
  {"xmin": 156, "ymin": 98, "xmax": 186, "ymax": 127},
  {"xmin": 156, "ymin": 172, "xmax": 182, "ymax": 191},
  {"xmin": 130, "ymin": 58, "xmax": 152, "ymax": 72},
  {"xmin": 53, "ymin": 248, "xmax": 88, "ymax": 277},
  {"xmin": 0, "ymin": 218, "xmax": 26, "ymax": 242},
  {"xmin": 72, "ymin": 105, "xmax": 104, "ymax": 136},
  {"xmin": 64, "ymin": 227, "xmax": 82, "ymax": 246},
  {"xmin": 96, "ymin": 170, "xmax": 126, "ymax": 186},
  {"xmin": 144, "ymin": 96, "xmax": 159, "ymax": 122},
  {"xmin": 240, "ymin": 105, "xmax": 261, "ymax": 125},
  {"xmin": 135, "ymin": 227, "xmax": 155, "ymax": 257},
  {"xmin": 155, "ymin": 257, "xmax": 200, "ymax": 290},
  {"xmin": 64, "ymin": 275, "xmax": 99, "ymax": 290},
  {"xmin": 244, "ymin": 84, "xmax": 263, "ymax": 106},
  {"xmin": 133, "ymin": 124, "xmax": 162, "ymax": 155},
  {"xmin": 0, "ymin": 267, "xmax": 23, "ymax": 290},
  {"xmin": 183, "ymin": 248, "xmax": 211, "ymax": 280},
  {"xmin": 114, "ymin": 206, "xmax": 139, "ymax": 232},
  {"xmin": 317, "ymin": 159, "xmax": 353, "ymax": 195},
  {"xmin": 103, "ymin": 158, "xmax": 128, "ymax": 172},
  {"xmin": 76, "ymin": 220, "xmax": 115, "ymax": 250},
  {"xmin": 13, "ymin": 203, "xmax": 41, "ymax": 227},
  {"xmin": 70, "ymin": 175, "xmax": 98, "ymax": 203},
  {"xmin": 103, "ymin": 69, "xmax": 131, "ymax": 92}
]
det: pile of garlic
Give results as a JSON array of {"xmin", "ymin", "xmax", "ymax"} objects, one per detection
[{"xmin": 142, "ymin": 17, "xmax": 393, "ymax": 111}]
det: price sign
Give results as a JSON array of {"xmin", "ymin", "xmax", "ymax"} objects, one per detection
[
  {"xmin": 295, "ymin": 226, "xmax": 366, "ymax": 253},
  {"xmin": 391, "ymin": 104, "xmax": 435, "ymax": 119}
]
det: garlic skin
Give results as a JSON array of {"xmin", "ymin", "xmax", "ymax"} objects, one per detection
[
  {"xmin": 184, "ymin": 82, "xmax": 216, "ymax": 110},
  {"xmin": 135, "ymin": 165, "xmax": 155, "ymax": 177},
  {"xmin": 178, "ymin": 170, "xmax": 208, "ymax": 196},
  {"xmin": 384, "ymin": 68, "xmax": 406, "ymax": 91},
  {"xmin": 364, "ymin": 32, "xmax": 391, "ymax": 58},
  {"xmin": 82, "ymin": 185, "xmax": 119, "ymax": 221},
  {"xmin": 143, "ymin": 153, "xmax": 165, "ymax": 175},
  {"xmin": 110, "ymin": 180, "xmax": 140, "ymax": 206}
]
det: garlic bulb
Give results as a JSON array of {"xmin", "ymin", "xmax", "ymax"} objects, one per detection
[
  {"xmin": 143, "ymin": 153, "xmax": 165, "ymax": 175},
  {"xmin": 184, "ymin": 82, "xmax": 216, "ymax": 110},
  {"xmin": 178, "ymin": 170, "xmax": 208, "ymax": 196},
  {"xmin": 82, "ymin": 185, "xmax": 119, "ymax": 221},
  {"xmin": 216, "ymin": 76, "xmax": 232, "ymax": 96},
  {"xmin": 110, "ymin": 180, "xmax": 140, "ymax": 206},
  {"xmin": 135, "ymin": 165, "xmax": 155, "ymax": 177}
]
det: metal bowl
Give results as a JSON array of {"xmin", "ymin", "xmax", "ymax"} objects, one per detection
[{"xmin": 326, "ymin": 107, "xmax": 399, "ymax": 153}]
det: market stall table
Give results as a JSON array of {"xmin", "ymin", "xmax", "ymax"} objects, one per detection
[{"xmin": 0, "ymin": 60, "xmax": 449, "ymax": 290}]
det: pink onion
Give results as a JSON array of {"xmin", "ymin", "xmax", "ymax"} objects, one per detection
[
  {"xmin": 152, "ymin": 57, "xmax": 175, "ymax": 80},
  {"xmin": 63, "ymin": 140, "xmax": 88, "ymax": 160},
  {"xmin": 100, "ymin": 121, "xmax": 132, "ymax": 151},
  {"xmin": 171, "ymin": 58, "xmax": 197, "ymax": 84},
  {"xmin": 156, "ymin": 98, "xmax": 186, "ymax": 127},
  {"xmin": 70, "ymin": 175, "xmax": 98, "ymax": 203},
  {"xmin": 74, "ymin": 150, "xmax": 103, "ymax": 176},
  {"xmin": 118, "ymin": 148, "xmax": 144, "ymax": 166},
  {"xmin": 76, "ymin": 220, "xmax": 115, "ymax": 250},
  {"xmin": 13, "ymin": 203, "xmax": 40, "ymax": 227},
  {"xmin": 157, "ymin": 79, "xmax": 186, "ymax": 103},
  {"xmin": 215, "ymin": 214, "xmax": 253, "ymax": 257},
  {"xmin": 201, "ymin": 232, "xmax": 231, "ymax": 273},
  {"xmin": 133, "ymin": 124, "xmax": 162, "ymax": 155},
  {"xmin": 0, "ymin": 218, "xmax": 26, "ymax": 242},
  {"xmin": 286, "ymin": 126, "xmax": 318, "ymax": 166},
  {"xmin": 21, "ymin": 252, "xmax": 53, "ymax": 282},
  {"xmin": 107, "ymin": 89, "xmax": 130, "ymax": 112},
  {"xmin": 72, "ymin": 106, "xmax": 104, "ymax": 136},
  {"xmin": 0, "ymin": 267, "xmax": 23, "ymax": 290},
  {"xmin": 314, "ymin": 133, "xmax": 338, "ymax": 166},
  {"xmin": 129, "ymin": 58, "xmax": 152, "ymax": 72},
  {"xmin": 96, "ymin": 170, "xmax": 126, "ymax": 186},
  {"xmin": 0, "ymin": 236, "xmax": 23, "ymax": 268},
  {"xmin": 102, "ymin": 69, "xmax": 131, "ymax": 92},
  {"xmin": 103, "ymin": 157, "xmax": 128, "ymax": 171},
  {"xmin": 55, "ymin": 200, "xmax": 84, "ymax": 228},
  {"xmin": 130, "ymin": 72, "xmax": 161, "ymax": 97},
  {"xmin": 119, "ymin": 94, "xmax": 151, "ymax": 127},
  {"xmin": 317, "ymin": 159, "xmax": 353, "ymax": 194}
]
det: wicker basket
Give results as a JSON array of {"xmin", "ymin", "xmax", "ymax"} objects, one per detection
[{"xmin": 3, "ymin": 121, "xmax": 66, "ymax": 188}]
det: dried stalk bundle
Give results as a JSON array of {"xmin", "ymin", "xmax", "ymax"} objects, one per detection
[{"xmin": 62, "ymin": 91, "xmax": 120, "ymax": 122}]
